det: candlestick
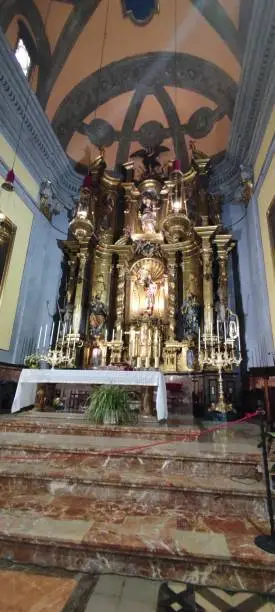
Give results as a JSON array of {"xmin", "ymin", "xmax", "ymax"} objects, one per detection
[{"xmin": 37, "ymin": 326, "xmax": 42, "ymax": 350}]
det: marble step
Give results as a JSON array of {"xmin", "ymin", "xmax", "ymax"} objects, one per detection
[
  {"xmin": 0, "ymin": 417, "xmax": 196, "ymax": 439},
  {"xmin": 0, "ymin": 459, "xmax": 268, "ymax": 519},
  {"xmin": 0, "ymin": 493, "xmax": 273, "ymax": 594},
  {"xmin": 0, "ymin": 444, "xmax": 260, "ymax": 478}
]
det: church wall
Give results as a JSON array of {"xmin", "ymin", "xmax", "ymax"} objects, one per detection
[
  {"xmin": 222, "ymin": 195, "xmax": 274, "ymax": 369},
  {"xmin": 257, "ymin": 153, "xmax": 275, "ymax": 343},
  {"xmin": 0, "ymin": 135, "xmax": 66, "ymax": 365},
  {"xmin": 254, "ymin": 107, "xmax": 275, "ymax": 182}
]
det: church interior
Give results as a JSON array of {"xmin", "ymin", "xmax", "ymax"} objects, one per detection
[{"xmin": 0, "ymin": 0, "xmax": 275, "ymax": 610}]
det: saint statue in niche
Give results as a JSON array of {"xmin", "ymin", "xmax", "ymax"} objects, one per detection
[
  {"xmin": 137, "ymin": 270, "xmax": 158, "ymax": 316},
  {"xmin": 138, "ymin": 190, "xmax": 160, "ymax": 234},
  {"xmin": 89, "ymin": 295, "xmax": 107, "ymax": 337},
  {"xmin": 178, "ymin": 293, "xmax": 201, "ymax": 340},
  {"xmin": 144, "ymin": 274, "xmax": 157, "ymax": 315}
]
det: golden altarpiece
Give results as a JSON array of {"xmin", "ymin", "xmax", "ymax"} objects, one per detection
[{"xmin": 57, "ymin": 147, "xmax": 238, "ymax": 405}]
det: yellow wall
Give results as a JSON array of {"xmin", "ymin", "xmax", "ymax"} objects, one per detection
[
  {"xmin": 0, "ymin": 135, "xmax": 35, "ymax": 350},
  {"xmin": 255, "ymin": 107, "xmax": 275, "ymax": 341},
  {"xmin": 255, "ymin": 106, "xmax": 275, "ymax": 182}
]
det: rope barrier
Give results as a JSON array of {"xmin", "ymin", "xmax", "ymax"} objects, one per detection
[{"xmin": 0, "ymin": 411, "xmax": 260, "ymax": 460}]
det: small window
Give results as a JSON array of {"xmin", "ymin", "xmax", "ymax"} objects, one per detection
[
  {"xmin": 15, "ymin": 37, "xmax": 32, "ymax": 77},
  {"xmin": 14, "ymin": 21, "xmax": 37, "ymax": 80}
]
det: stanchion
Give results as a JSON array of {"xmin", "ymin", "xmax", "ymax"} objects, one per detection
[{"xmin": 254, "ymin": 407, "xmax": 275, "ymax": 554}]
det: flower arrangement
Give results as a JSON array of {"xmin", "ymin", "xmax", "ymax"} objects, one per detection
[{"xmin": 24, "ymin": 354, "xmax": 40, "ymax": 368}]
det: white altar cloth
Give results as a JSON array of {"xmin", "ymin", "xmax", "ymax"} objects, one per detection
[{"xmin": 11, "ymin": 369, "xmax": 168, "ymax": 421}]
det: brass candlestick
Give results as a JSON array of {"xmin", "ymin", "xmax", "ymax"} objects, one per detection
[{"xmin": 198, "ymin": 313, "xmax": 241, "ymax": 414}]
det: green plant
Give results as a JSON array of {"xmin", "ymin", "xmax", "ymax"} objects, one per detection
[{"xmin": 86, "ymin": 385, "xmax": 133, "ymax": 425}]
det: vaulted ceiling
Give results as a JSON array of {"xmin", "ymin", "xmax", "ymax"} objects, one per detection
[{"xmin": 1, "ymin": 0, "xmax": 252, "ymax": 173}]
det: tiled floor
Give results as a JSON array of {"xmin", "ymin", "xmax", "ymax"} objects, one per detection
[{"xmin": 0, "ymin": 565, "xmax": 273, "ymax": 612}]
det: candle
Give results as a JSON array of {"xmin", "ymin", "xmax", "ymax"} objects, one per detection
[
  {"xmin": 224, "ymin": 322, "xmax": 227, "ymax": 343},
  {"xmin": 217, "ymin": 320, "xmax": 219, "ymax": 344},
  {"xmin": 61, "ymin": 323, "xmax": 66, "ymax": 348},
  {"xmin": 43, "ymin": 324, "xmax": 48, "ymax": 348},
  {"xmin": 105, "ymin": 328, "xmax": 107, "ymax": 341},
  {"xmin": 49, "ymin": 322, "xmax": 54, "ymax": 348},
  {"xmin": 198, "ymin": 327, "xmax": 200, "ymax": 350},
  {"xmin": 112, "ymin": 329, "xmax": 115, "ymax": 341},
  {"xmin": 237, "ymin": 318, "xmax": 241, "ymax": 353},
  {"xmin": 57, "ymin": 320, "xmax": 61, "ymax": 341},
  {"xmin": 37, "ymin": 326, "xmax": 42, "ymax": 350},
  {"xmin": 120, "ymin": 329, "xmax": 123, "ymax": 342}
]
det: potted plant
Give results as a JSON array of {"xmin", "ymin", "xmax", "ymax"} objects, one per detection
[{"xmin": 86, "ymin": 385, "xmax": 133, "ymax": 425}]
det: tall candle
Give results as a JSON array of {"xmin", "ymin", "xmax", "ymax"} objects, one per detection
[
  {"xmin": 55, "ymin": 320, "xmax": 61, "ymax": 349},
  {"xmin": 43, "ymin": 324, "xmax": 48, "ymax": 348},
  {"xmin": 217, "ymin": 320, "xmax": 219, "ymax": 344},
  {"xmin": 105, "ymin": 328, "xmax": 107, "ymax": 341},
  {"xmin": 61, "ymin": 324, "xmax": 66, "ymax": 349},
  {"xmin": 112, "ymin": 329, "xmax": 115, "ymax": 341},
  {"xmin": 37, "ymin": 326, "xmax": 42, "ymax": 350},
  {"xmin": 237, "ymin": 318, "xmax": 241, "ymax": 352},
  {"xmin": 49, "ymin": 322, "xmax": 54, "ymax": 347},
  {"xmin": 198, "ymin": 327, "xmax": 200, "ymax": 350},
  {"xmin": 120, "ymin": 329, "xmax": 123, "ymax": 342}
]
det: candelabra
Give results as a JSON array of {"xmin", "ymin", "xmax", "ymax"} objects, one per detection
[{"xmin": 198, "ymin": 312, "xmax": 242, "ymax": 414}]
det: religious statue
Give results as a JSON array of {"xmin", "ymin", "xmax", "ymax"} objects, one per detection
[
  {"xmin": 178, "ymin": 293, "xmax": 201, "ymax": 340},
  {"xmin": 215, "ymin": 288, "xmax": 226, "ymax": 323},
  {"xmin": 138, "ymin": 191, "xmax": 160, "ymax": 234},
  {"xmin": 89, "ymin": 295, "xmax": 107, "ymax": 337},
  {"xmin": 130, "ymin": 145, "xmax": 169, "ymax": 176},
  {"xmin": 143, "ymin": 274, "xmax": 158, "ymax": 315}
]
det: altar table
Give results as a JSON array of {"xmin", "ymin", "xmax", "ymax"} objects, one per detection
[{"xmin": 11, "ymin": 369, "xmax": 168, "ymax": 421}]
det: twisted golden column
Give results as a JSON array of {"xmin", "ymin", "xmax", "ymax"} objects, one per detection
[{"xmin": 167, "ymin": 253, "xmax": 177, "ymax": 340}]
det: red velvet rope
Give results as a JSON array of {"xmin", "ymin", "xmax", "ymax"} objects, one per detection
[{"xmin": 0, "ymin": 411, "xmax": 259, "ymax": 460}]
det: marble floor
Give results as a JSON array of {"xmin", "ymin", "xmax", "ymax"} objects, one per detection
[
  {"xmin": 0, "ymin": 564, "xmax": 274, "ymax": 612},
  {"xmin": 0, "ymin": 412, "xmax": 274, "ymax": 598}
]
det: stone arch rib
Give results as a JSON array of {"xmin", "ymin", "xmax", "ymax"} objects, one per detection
[{"xmin": 52, "ymin": 51, "xmax": 237, "ymax": 151}]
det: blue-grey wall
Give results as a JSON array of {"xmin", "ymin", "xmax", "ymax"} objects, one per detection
[{"xmin": 223, "ymin": 191, "xmax": 274, "ymax": 369}]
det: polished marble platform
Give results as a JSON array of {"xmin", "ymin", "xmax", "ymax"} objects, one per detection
[{"xmin": 0, "ymin": 412, "xmax": 274, "ymax": 595}]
